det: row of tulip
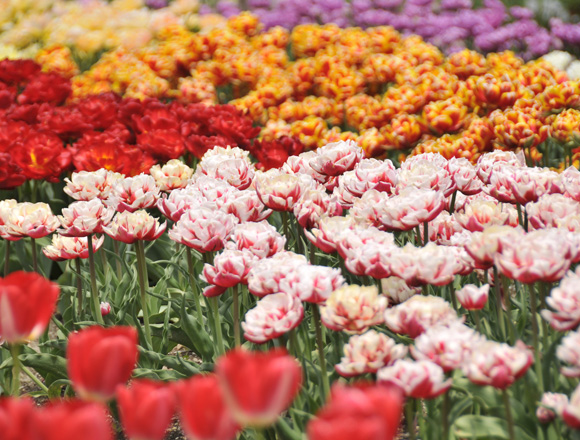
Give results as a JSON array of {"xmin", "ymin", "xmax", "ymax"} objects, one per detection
[{"xmin": 2, "ymin": 139, "xmax": 580, "ymax": 439}]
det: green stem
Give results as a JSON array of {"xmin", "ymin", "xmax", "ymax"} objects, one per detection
[
  {"xmin": 312, "ymin": 306, "xmax": 330, "ymax": 401},
  {"xmin": 185, "ymin": 247, "xmax": 204, "ymax": 325},
  {"xmin": 492, "ymin": 267, "xmax": 506, "ymax": 340},
  {"xmin": 528, "ymin": 283, "xmax": 544, "ymax": 394},
  {"xmin": 406, "ymin": 399, "xmax": 416, "ymax": 440},
  {"xmin": 422, "ymin": 284, "xmax": 429, "ymax": 296},
  {"xmin": 282, "ymin": 211, "xmax": 290, "ymax": 250},
  {"xmin": 3, "ymin": 240, "xmax": 9, "ymax": 276},
  {"xmin": 449, "ymin": 190, "xmax": 457, "ymax": 215},
  {"xmin": 415, "ymin": 225, "xmax": 422, "ymax": 246},
  {"xmin": 309, "ymin": 242, "xmax": 316, "ymax": 264},
  {"xmin": 21, "ymin": 366, "xmax": 48, "ymax": 393},
  {"xmin": 10, "ymin": 344, "xmax": 20, "ymax": 397},
  {"xmin": 442, "ymin": 392, "xmax": 450, "ymax": 440},
  {"xmin": 448, "ymin": 281, "xmax": 457, "ymax": 310},
  {"xmin": 210, "ymin": 297, "xmax": 226, "ymax": 356},
  {"xmin": 75, "ymin": 258, "xmax": 83, "ymax": 318},
  {"xmin": 423, "ymin": 221, "xmax": 429, "ymax": 245},
  {"xmin": 473, "ymin": 310, "xmax": 481, "ymax": 333},
  {"xmin": 113, "ymin": 240, "xmax": 122, "ymax": 280},
  {"xmin": 502, "ymin": 389, "xmax": 516, "ymax": 440},
  {"xmin": 135, "ymin": 240, "xmax": 153, "ymax": 349},
  {"xmin": 87, "ymin": 235, "xmax": 104, "ymax": 325},
  {"xmin": 232, "ymin": 284, "xmax": 240, "ymax": 347},
  {"xmin": 288, "ymin": 328, "xmax": 299, "ymax": 358},
  {"xmin": 31, "ymin": 237, "xmax": 38, "ymax": 273}
]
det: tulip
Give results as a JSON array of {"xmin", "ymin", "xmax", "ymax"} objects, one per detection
[
  {"xmin": 67, "ymin": 326, "xmax": 138, "ymax": 402},
  {"xmin": 476, "ymin": 149, "xmax": 525, "ymax": 184},
  {"xmin": 0, "ymin": 397, "xmax": 37, "ymax": 440},
  {"xmin": 226, "ymin": 221, "xmax": 286, "ymax": 259},
  {"xmin": 0, "ymin": 202, "xmax": 59, "ymax": 241},
  {"xmin": 542, "ymin": 267, "xmax": 580, "ymax": 331},
  {"xmin": 507, "ymin": 167, "xmax": 563, "ymax": 205},
  {"xmin": 149, "ymin": 159, "xmax": 193, "ymax": 191},
  {"xmin": 242, "ymin": 292, "xmax": 304, "ymax": 343},
  {"xmin": 354, "ymin": 158, "xmax": 399, "ymax": 195},
  {"xmin": 247, "ymin": 252, "xmax": 308, "ymax": 297},
  {"xmin": 282, "ymin": 151, "xmax": 326, "ymax": 183},
  {"xmin": 309, "ymin": 140, "xmax": 365, "ymax": 177},
  {"xmin": 464, "ymin": 225, "xmax": 521, "ymax": 269},
  {"xmin": 306, "ymin": 382, "xmax": 403, "ymax": 440},
  {"xmin": 100, "ymin": 302, "xmax": 111, "ymax": 317},
  {"xmin": 446, "ymin": 157, "xmax": 483, "ymax": 196},
  {"xmin": 384, "ymin": 295, "xmax": 460, "ymax": 339},
  {"xmin": 42, "ymin": 234, "xmax": 104, "ymax": 261},
  {"xmin": 58, "ymin": 199, "xmax": 115, "ymax": 237},
  {"xmin": 537, "ymin": 393, "xmax": 568, "ymax": 424},
  {"xmin": 37, "ymin": 400, "xmax": 113, "ymax": 440},
  {"xmin": 294, "ymin": 189, "xmax": 343, "ymax": 229},
  {"xmin": 255, "ymin": 171, "xmax": 315, "ymax": 212},
  {"xmin": 463, "ymin": 340, "xmax": 533, "ymax": 389},
  {"xmin": 398, "ymin": 159, "xmax": 455, "ymax": 197},
  {"xmin": 168, "ymin": 206, "xmax": 237, "ymax": 253},
  {"xmin": 222, "ymin": 189, "xmax": 272, "ymax": 223},
  {"xmin": 378, "ymin": 359, "xmax": 452, "ymax": 399},
  {"xmin": 176, "ymin": 374, "xmax": 240, "ymax": 440},
  {"xmin": 320, "ymin": 285, "xmax": 387, "ymax": 334},
  {"xmin": 454, "ymin": 199, "xmax": 515, "ymax": 232},
  {"xmin": 455, "ymin": 284, "xmax": 489, "ymax": 310},
  {"xmin": 107, "ymin": 174, "xmax": 160, "ymax": 213},
  {"xmin": 211, "ymin": 158, "xmax": 255, "ymax": 190},
  {"xmin": 411, "ymin": 322, "xmax": 484, "ymax": 372},
  {"xmin": 216, "ymin": 348, "xmax": 302, "ymax": 428},
  {"xmin": 305, "ymin": 215, "xmax": 356, "ymax": 254},
  {"xmin": 556, "ymin": 329, "xmax": 580, "ymax": 377},
  {"xmin": 381, "ymin": 276, "xmax": 421, "ymax": 305},
  {"xmin": 156, "ymin": 187, "xmax": 207, "ymax": 222},
  {"xmin": 563, "ymin": 385, "xmax": 580, "ymax": 429},
  {"xmin": 526, "ymin": 193, "xmax": 580, "ymax": 229},
  {"xmin": 336, "ymin": 330, "xmax": 407, "ymax": 377},
  {"xmin": 201, "ymin": 249, "xmax": 258, "ymax": 292},
  {"xmin": 563, "ymin": 166, "xmax": 580, "ymax": 202},
  {"xmin": 63, "ymin": 169, "xmax": 123, "ymax": 201},
  {"xmin": 280, "ymin": 264, "xmax": 345, "ymax": 304},
  {"xmin": 104, "ymin": 210, "xmax": 166, "ymax": 245},
  {"xmin": 117, "ymin": 380, "xmax": 176, "ymax": 440}
]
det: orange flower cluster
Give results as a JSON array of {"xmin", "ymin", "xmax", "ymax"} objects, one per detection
[{"xmin": 37, "ymin": 13, "xmax": 580, "ymax": 163}]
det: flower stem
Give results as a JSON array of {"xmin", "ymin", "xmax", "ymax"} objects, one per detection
[
  {"xmin": 10, "ymin": 344, "xmax": 20, "ymax": 397},
  {"xmin": 473, "ymin": 310, "xmax": 481, "ymax": 333},
  {"xmin": 288, "ymin": 328, "xmax": 299, "ymax": 358},
  {"xmin": 309, "ymin": 242, "xmax": 317, "ymax": 264},
  {"xmin": 415, "ymin": 226, "xmax": 422, "ymax": 246},
  {"xmin": 232, "ymin": 284, "xmax": 240, "ymax": 347},
  {"xmin": 3, "ymin": 240, "xmax": 9, "ymax": 276},
  {"xmin": 406, "ymin": 399, "xmax": 416, "ymax": 440},
  {"xmin": 528, "ymin": 283, "xmax": 544, "ymax": 394},
  {"xmin": 423, "ymin": 221, "xmax": 429, "ymax": 245},
  {"xmin": 185, "ymin": 247, "xmax": 204, "ymax": 325},
  {"xmin": 30, "ymin": 237, "xmax": 38, "ymax": 273},
  {"xmin": 87, "ymin": 235, "xmax": 104, "ymax": 325},
  {"xmin": 210, "ymin": 297, "xmax": 226, "ymax": 356},
  {"xmin": 502, "ymin": 389, "xmax": 516, "ymax": 440},
  {"xmin": 282, "ymin": 211, "xmax": 290, "ymax": 250},
  {"xmin": 442, "ymin": 392, "xmax": 450, "ymax": 440},
  {"xmin": 21, "ymin": 366, "xmax": 48, "ymax": 393},
  {"xmin": 135, "ymin": 240, "xmax": 153, "ymax": 349},
  {"xmin": 492, "ymin": 266, "xmax": 506, "ymax": 340},
  {"xmin": 449, "ymin": 190, "xmax": 457, "ymax": 215},
  {"xmin": 75, "ymin": 258, "xmax": 83, "ymax": 318},
  {"xmin": 448, "ymin": 281, "xmax": 457, "ymax": 310},
  {"xmin": 112, "ymin": 240, "xmax": 122, "ymax": 280},
  {"xmin": 312, "ymin": 305, "xmax": 330, "ymax": 401}
]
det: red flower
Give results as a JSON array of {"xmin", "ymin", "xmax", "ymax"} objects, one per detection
[
  {"xmin": 0, "ymin": 397, "xmax": 37, "ymax": 440},
  {"xmin": 137, "ymin": 129, "xmax": 185, "ymax": 161},
  {"xmin": 11, "ymin": 130, "xmax": 71, "ymax": 181},
  {"xmin": 37, "ymin": 400, "xmax": 113, "ymax": 440},
  {"xmin": 250, "ymin": 136, "xmax": 304, "ymax": 170},
  {"xmin": 307, "ymin": 382, "xmax": 403, "ymax": 440},
  {"xmin": 0, "ymin": 59, "xmax": 40, "ymax": 84},
  {"xmin": 117, "ymin": 380, "xmax": 176, "ymax": 440},
  {"xmin": 0, "ymin": 152, "xmax": 26, "ymax": 189},
  {"xmin": 0, "ymin": 83, "xmax": 16, "ymax": 109},
  {"xmin": 71, "ymin": 134, "xmax": 155, "ymax": 176},
  {"xmin": 4, "ymin": 103, "xmax": 41, "ymax": 124},
  {"xmin": 0, "ymin": 271, "xmax": 60, "ymax": 344},
  {"xmin": 37, "ymin": 106, "xmax": 94, "ymax": 139},
  {"xmin": 0, "ymin": 120, "xmax": 30, "ymax": 151},
  {"xmin": 17, "ymin": 73, "xmax": 71, "ymax": 105},
  {"xmin": 176, "ymin": 375, "xmax": 240, "ymax": 440},
  {"xmin": 132, "ymin": 107, "xmax": 179, "ymax": 133},
  {"xmin": 67, "ymin": 326, "xmax": 139, "ymax": 402},
  {"xmin": 210, "ymin": 113, "xmax": 260, "ymax": 148},
  {"xmin": 184, "ymin": 134, "xmax": 230, "ymax": 159},
  {"xmin": 77, "ymin": 93, "xmax": 119, "ymax": 130},
  {"xmin": 216, "ymin": 348, "xmax": 302, "ymax": 427}
]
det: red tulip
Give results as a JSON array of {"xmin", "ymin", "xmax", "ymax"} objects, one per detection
[
  {"xmin": 0, "ymin": 271, "xmax": 60, "ymax": 343},
  {"xmin": 216, "ymin": 348, "xmax": 302, "ymax": 427},
  {"xmin": 307, "ymin": 382, "xmax": 404, "ymax": 440},
  {"xmin": 0, "ymin": 397, "xmax": 37, "ymax": 440},
  {"xmin": 176, "ymin": 375, "xmax": 240, "ymax": 440},
  {"xmin": 117, "ymin": 380, "xmax": 176, "ymax": 440},
  {"xmin": 67, "ymin": 326, "xmax": 138, "ymax": 402},
  {"xmin": 37, "ymin": 400, "xmax": 113, "ymax": 440}
]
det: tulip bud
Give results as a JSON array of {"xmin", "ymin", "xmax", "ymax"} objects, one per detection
[{"xmin": 100, "ymin": 302, "xmax": 111, "ymax": 317}]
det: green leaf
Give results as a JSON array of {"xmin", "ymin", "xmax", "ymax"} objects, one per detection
[
  {"xmin": 453, "ymin": 415, "xmax": 534, "ymax": 440},
  {"xmin": 20, "ymin": 353, "xmax": 68, "ymax": 380},
  {"xmin": 177, "ymin": 297, "xmax": 214, "ymax": 361},
  {"xmin": 133, "ymin": 368, "xmax": 186, "ymax": 381}
]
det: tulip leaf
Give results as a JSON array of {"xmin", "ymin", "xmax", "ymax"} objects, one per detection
[
  {"xmin": 275, "ymin": 417, "xmax": 304, "ymax": 440},
  {"xmin": 453, "ymin": 415, "xmax": 534, "ymax": 440},
  {"xmin": 176, "ymin": 296, "xmax": 214, "ymax": 361},
  {"xmin": 132, "ymin": 368, "xmax": 186, "ymax": 381},
  {"xmin": 20, "ymin": 353, "xmax": 68, "ymax": 380}
]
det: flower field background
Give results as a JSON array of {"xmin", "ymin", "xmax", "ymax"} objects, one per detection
[{"xmin": 2, "ymin": 1, "xmax": 580, "ymax": 440}]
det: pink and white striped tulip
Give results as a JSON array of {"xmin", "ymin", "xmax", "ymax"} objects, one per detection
[
  {"xmin": 107, "ymin": 174, "xmax": 160, "ymax": 212},
  {"xmin": 563, "ymin": 386, "xmax": 580, "ymax": 429},
  {"xmin": 381, "ymin": 276, "xmax": 421, "ymax": 305},
  {"xmin": 222, "ymin": 189, "xmax": 272, "ymax": 223},
  {"xmin": 537, "ymin": 393, "xmax": 568, "ymax": 424},
  {"xmin": 309, "ymin": 140, "xmax": 365, "ymax": 177},
  {"xmin": 256, "ymin": 171, "xmax": 315, "ymax": 212},
  {"xmin": 247, "ymin": 252, "xmax": 308, "ymax": 297},
  {"xmin": 446, "ymin": 157, "xmax": 483, "ymax": 195},
  {"xmin": 103, "ymin": 210, "xmax": 166, "ymax": 244},
  {"xmin": 42, "ymin": 234, "xmax": 104, "ymax": 261},
  {"xmin": 293, "ymin": 189, "xmax": 343, "ymax": 229},
  {"xmin": 456, "ymin": 284, "xmax": 489, "ymax": 310},
  {"xmin": 149, "ymin": 159, "xmax": 193, "ymax": 191},
  {"xmin": 526, "ymin": 193, "xmax": 580, "ymax": 229},
  {"xmin": 64, "ymin": 169, "xmax": 123, "ymax": 201},
  {"xmin": 201, "ymin": 249, "xmax": 258, "ymax": 297},
  {"xmin": 0, "ymin": 202, "xmax": 59, "ymax": 240},
  {"xmin": 156, "ymin": 187, "xmax": 208, "ymax": 222},
  {"xmin": 280, "ymin": 264, "xmax": 345, "ymax": 304},
  {"xmin": 376, "ymin": 187, "xmax": 446, "ymax": 231},
  {"xmin": 378, "ymin": 359, "xmax": 452, "ymax": 399},
  {"xmin": 226, "ymin": 221, "xmax": 286, "ymax": 259},
  {"xmin": 58, "ymin": 199, "xmax": 115, "ymax": 237},
  {"xmin": 242, "ymin": 292, "xmax": 304, "ymax": 343},
  {"xmin": 557, "ymin": 330, "xmax": 580, "ymax": 377},
  {"xmin": 335, "ymin": 330, "xmax": 407, "ymax": 377},
  {"xmin": 542, "ymin": 268, "xmax": 580, "ymax": 331}
]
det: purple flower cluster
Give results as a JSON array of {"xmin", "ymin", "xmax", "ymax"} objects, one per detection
[{"xmin": 200, "ymin": 0, "xmax": 580, "ymax": 59}]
